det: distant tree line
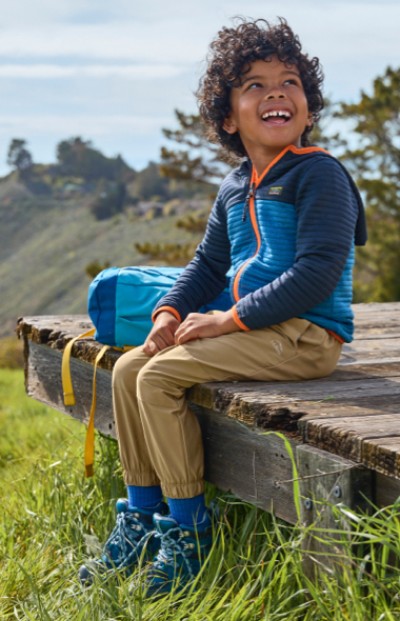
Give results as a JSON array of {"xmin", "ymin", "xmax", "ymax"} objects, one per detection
[
  {"xmin": 5, "ymin": 135, "xmax": 216, "ymax": 222},
  {"xmin": 6, "ymin": 136, "xmax": 132, "ymax": 183},
  {"xmin": 7, "ymin": 139, "xmax": 33, "ymax": 176}
]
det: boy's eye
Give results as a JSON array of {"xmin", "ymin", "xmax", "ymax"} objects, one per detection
[
  {"xmin": 283, "ymin": 78, "xmax": 300, "ymax": 86},
  {"xmin": 246, "ymin": 81, "xmax": 263, "ymax": 90}
]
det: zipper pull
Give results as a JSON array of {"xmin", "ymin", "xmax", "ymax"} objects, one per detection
[{"xmin": 242, "ymin": 182, "xmax": 256, "ymax": 222}]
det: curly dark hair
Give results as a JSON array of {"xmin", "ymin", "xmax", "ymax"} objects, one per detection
[{"xmin": 197, "ymin": 17, "xmax": 324, "ymax": 159}]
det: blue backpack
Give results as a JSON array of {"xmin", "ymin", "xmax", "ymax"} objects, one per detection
[{"xmin": 87, "ymin": 265, "xmax": 232, "ymax": 347}]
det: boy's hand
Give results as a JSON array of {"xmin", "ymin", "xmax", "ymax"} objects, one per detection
[
  {"xmin": 143, "ymin": 311, "xmax": 180, "ymax": 356},
  {"xmin": 175, "ymin": 310, "xmax": 239, "ymax": 345}
]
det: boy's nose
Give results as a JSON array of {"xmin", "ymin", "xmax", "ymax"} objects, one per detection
[{"xmin": 266, "ymin": 88, "xmax": 285, "ymax": 99}]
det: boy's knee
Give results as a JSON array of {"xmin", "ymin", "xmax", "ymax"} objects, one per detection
[
  {"xmin": 137, "ymin": 356, "xmax": 180, "ymax": 403},
  {"xmin": 112, "ymin": 356, "xmax": 129, "ymax": 389},
  {"xmin": 136, "ymin": 360, "xmax": 158, "ymax": 396},
  {"xmin": 112, "ymin": 350, "xmax": 144, "ymax": 389}
]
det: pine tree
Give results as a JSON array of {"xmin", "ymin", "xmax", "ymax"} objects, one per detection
[{"xmin": 336, "ymin": 67, "xmax": 400, "ymax": 301}]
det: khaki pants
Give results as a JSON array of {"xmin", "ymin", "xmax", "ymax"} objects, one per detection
[{"xmin": 112, "ymin": 318, "xmax": 342, "ymax": 499}]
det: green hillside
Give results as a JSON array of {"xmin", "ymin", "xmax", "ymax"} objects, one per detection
[{"xmin": 0, "ymin": 175, "xmax": 202, "ymax": 338}]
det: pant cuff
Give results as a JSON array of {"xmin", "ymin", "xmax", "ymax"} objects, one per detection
[
  {"xmin": 124, "ymin": 471, "xmax": 160, "ymax": 487},
  {"xmin": 162, "ymin": 480, "xmax": 204, "ymax": 499}
]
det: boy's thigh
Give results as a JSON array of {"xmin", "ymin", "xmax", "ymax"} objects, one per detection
[
  {"xmin": 146, "ymin": 318, "xmax": 341, "ymax": 387},
  {"xmin": 112, "ymin": 345, "xmax": 150, "ymax": 385}
]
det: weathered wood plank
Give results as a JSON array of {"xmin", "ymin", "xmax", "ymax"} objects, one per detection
[
  {"xmin": 26, "ymin": 341, "xmax": 117, "ymax": 436},
  {"xmin": 195, "ymin": 407, "xmax": 299, "ymax": 523},
  {"xmin": 361, "ymin": 437, "xmax": 400, "ymax": 481},
  {"xmin": 18, "ymin": 310, "xmax": 400, "ymax": 373},
  {"xmin": 298, "ymin": 445, "xmax": 373, "ymax": 512},
  {"xmin": 297, "ymin": 396, "xmax": 400, "ymax": 423},
  {"xmin": 219, "ymin": 395, "xmax": 400, "ymax": 432},
  {"xmin": 375, "ymin": 472, "xmax": 400, "ymax": 507},
  {"xmin": 341, "ymin": 338, "xmax": 400, "ymax": 360},
  {"xmin": 333, "ymin": 360, "xmax": 400, "ymax": 380},
  {"xmin": 345, "ymin": 303, "xmax": 400, "ymax": 340},
  {"xmin": 190, "ymin": 376, "xmax": 400, "ymax": 428},
  {"xmin": 18, "ymin": 315, "xmax": 120, "ymax": 371},
  {"xmin": 303, "ymin": 414, "xmax": 400, "ymax": 476},
  {"xmin": 297, "ymin": 444, "xmax": 373, "ymax": 575},
  {"xmin": 17, "ymin": 314, "xmax": 91, "ymax": 343},
  {"xmin": 352, "ymin": 301, "xmax": 400, "ymax": 319}
]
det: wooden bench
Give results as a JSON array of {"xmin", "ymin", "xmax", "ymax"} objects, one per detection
[{"xmin": 17, "ymin": 303, "xmax": 400, "ymax": 553}]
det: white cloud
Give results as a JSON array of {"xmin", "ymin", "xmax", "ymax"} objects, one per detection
[
  {"xmin": 0, "ymin": 64, "xmax": 185, "ymax": 80},
  {"xmin": 0, "ymin": 20, "xmax": 207, "ymax": 64},
  {"xmin": 0, "ymin": 113, "xmax": 173, "ymax": 135},
  {"xmin": 0, "ymin": 1, "xmax": 397, "ymax": 87}
]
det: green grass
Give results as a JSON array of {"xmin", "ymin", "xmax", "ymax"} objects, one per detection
[{"xmin": 1, "ymin": 369, "xmax": 400, "ymax": 620}]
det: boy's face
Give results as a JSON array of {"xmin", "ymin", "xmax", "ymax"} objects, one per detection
[{"xmin": 223, "ymin": 57, "xmax": 311, "ymax": 172}]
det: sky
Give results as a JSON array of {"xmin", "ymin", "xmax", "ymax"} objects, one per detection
[{"xmin": 0, "ymin": 0, "xmax": 399, "ymax": 176}]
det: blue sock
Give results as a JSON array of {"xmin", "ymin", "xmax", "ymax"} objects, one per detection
[
  {"xmin": 127, "ymin": 485, "xmax": 163, "ymax": 511},
  {"xmin": 167, "ymin": 494, "xmax": 210, "ymax": 528}
]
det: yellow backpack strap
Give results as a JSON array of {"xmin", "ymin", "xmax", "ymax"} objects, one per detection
[
  {"xmin": 60, "ymin": 328, "xmax": 110, "ymax": 477},
  {"xmin": 83, "ymin": 344, "xmax": 132, "ymax": 476},
  {"xmin": 62, "ymin": 328, "xmax": 96, "ymax": 406},
  {"xmin": 84, "ymin": 343, "xmax": 110, "ymax": 477}
]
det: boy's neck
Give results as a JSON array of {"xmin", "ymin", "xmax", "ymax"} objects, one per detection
[
  {"xmin": 250, "ymin": 144, "xmax": 295, "ymax": 182},
  {"xmin": 249, "ymin": 144, "xmax": 328, "ymax": 184}
]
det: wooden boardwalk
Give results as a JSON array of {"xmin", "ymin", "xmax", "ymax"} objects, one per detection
[{"xmin": 18, "ymin": 302, "xmax": 400, "ymax": 532}]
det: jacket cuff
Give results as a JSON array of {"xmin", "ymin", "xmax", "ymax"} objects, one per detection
[
  {"xmin": 232, "ymin": 306, "xmax": 250, "ymax": 331},
  {"xmin": 152, "ymin": 306, "xmax": 182, "ymax": 323}
]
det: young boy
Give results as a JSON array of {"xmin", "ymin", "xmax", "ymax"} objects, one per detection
[{"xmin": 79, "ymin": 17, "xmax": 366, "ymax": 595}]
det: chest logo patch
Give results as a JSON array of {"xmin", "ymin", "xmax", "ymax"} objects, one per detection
[{"xmin": 268, "ymin": 186, "xmax": 284, "ymax": 196}]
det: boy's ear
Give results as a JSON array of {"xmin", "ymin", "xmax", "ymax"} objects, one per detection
[{"xmin": 223, "ymin": 115, "xmax": 238, "ymax": 134}]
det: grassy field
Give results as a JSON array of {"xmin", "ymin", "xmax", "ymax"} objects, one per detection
[{"xmin": 1, "ymin": 369, "xmax": 400, "ymax": 620}]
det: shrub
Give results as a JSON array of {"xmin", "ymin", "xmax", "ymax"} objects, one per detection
[{"xmin": 0, "ymin": 336, "xmax": 24, "ymax": 369}]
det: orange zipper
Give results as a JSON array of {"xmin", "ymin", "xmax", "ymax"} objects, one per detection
[
  {"xmin": 233, "ymin": 167, "xmax": 260, "ymax": 301},
  {"xmin": 231, "ymin": 144, "xmax": 330, "ymax": 306},
  {"xmin": 232, "ymin": 151, "xmax": 286, "ymax": 302}
]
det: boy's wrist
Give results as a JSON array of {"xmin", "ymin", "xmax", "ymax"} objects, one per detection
[
  {"xmin": 231, "ymin": 306, "xmax": 250, "ymax": 331},
  {"xmin": 152, "ymin": 306, "xmax": 181, "ymax": 324},
  {"xmin": 216, "ymin": 309, "xmax": 242, "ymax": 334}
]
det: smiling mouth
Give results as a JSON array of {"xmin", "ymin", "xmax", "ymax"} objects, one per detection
[{"xmin": 261, "ymin": 110, "xmax": 292, "ymax": 124}]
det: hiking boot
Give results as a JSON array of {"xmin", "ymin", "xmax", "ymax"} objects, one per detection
[
  {"xmin": 144, "ymin": 512, "xmax": 213, "ymax": 597},
  {"xmin": 79, "ymin": 498, "xmax": 166, "ymax": 584}
]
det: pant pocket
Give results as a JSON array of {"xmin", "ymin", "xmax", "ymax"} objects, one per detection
[{"xmin": 270, "ymin": 317, "xmax": 312, "ymax": 347}]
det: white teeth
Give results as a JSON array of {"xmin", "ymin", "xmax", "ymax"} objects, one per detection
[{"xmin": 262, "ymin": 110, "xmax": 291, "ymax": 120}]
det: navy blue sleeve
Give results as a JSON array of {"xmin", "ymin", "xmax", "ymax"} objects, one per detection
[
  {"xmin": 234, "ymin": 158, "xmax": 360, "ymax": 329},
  {"xmin": 152, "ymin": 192, "xmax": 232, "ymax": 320}
]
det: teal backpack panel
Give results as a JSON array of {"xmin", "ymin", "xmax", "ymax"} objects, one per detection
[{"xmin": 88, "ymin": 265, "xmax": 232, "ymax": 347}]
